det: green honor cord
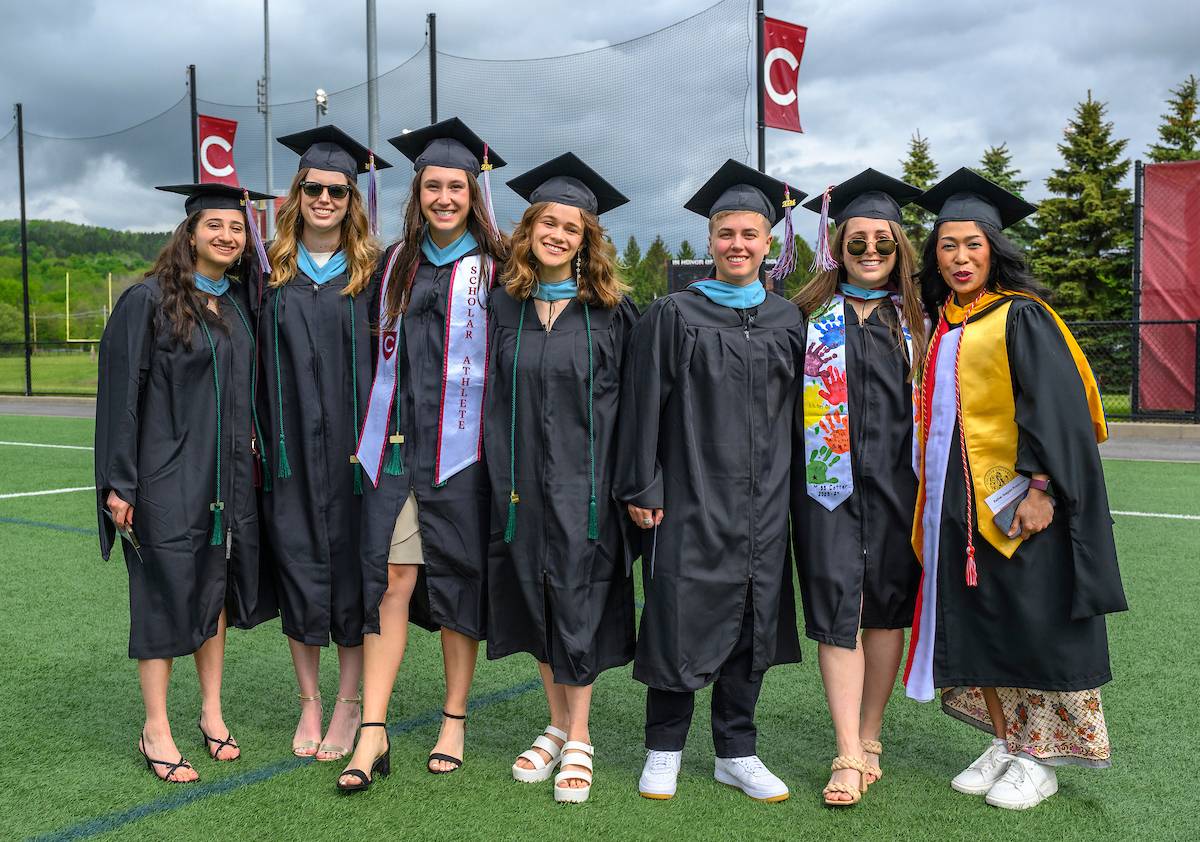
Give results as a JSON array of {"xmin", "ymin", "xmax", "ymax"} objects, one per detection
[
  {"xmin": 349, "ymin": 295, "xmax": 362, "ymax": 496},
  {"xmin": 198, "ymin": 316, "xmax": 224, "ymax": 546},
  {"xmin": 223, "ymin": 294, "xmax": 271, "ymax": 492},
  {"xmin": 272, "ymin": 289, "xmax": 292, "ymax": 478}
]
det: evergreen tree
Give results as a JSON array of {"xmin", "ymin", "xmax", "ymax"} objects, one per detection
[
  {"xmin": 676, "ymin": 239, "xmax": 697, "ymax": 260},
  {"xmin": 1147, "ymin": 74, "xmax": 1200, "ymax": 162},
  {"xmin": 899, "ymin": 131, "xmax": 938, "ymax": 248},
  {"xmin": 975, "ymin": 143, "xmax": 1039, "ymax": 250},
  {"xmin": 1030, "ymin": 91, "xmax": 1133, "ymax": 321},
  {"xmin": 633, "ymin": 235, "xmax": 671, "ymax": 305}
]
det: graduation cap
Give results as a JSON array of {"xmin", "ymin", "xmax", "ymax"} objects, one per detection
[
  {"xmin": 684, "ymin": 159, "xmax": 807, "ymax": 283},
  {"xmin": 277, "ymin": 125, "xmax": 391, "ymax": 235},
  {"xmin": 916, "ymin": 166, "xmax": 1037, "ymax": 230},
  {"xmin": 157, "ymin": 183, "xmax": 273, "ymax": 272},
  {"xmin": 803, "ymin": 168, "xmax": 920, "ymax": 271},
  {"xmin": 388, "ymin": 117, "xmax": 506, "ymax": 234},
  {"xmin": 506, "ymin": 152, "xmax": 628, "ymax": 216}
]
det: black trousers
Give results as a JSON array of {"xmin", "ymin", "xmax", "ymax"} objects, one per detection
[{"xmin": 644, "ymin": 599, "xmax": 762, "ymax": 758}]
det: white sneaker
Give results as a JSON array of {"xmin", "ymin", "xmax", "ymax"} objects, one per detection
[
  {"xmin": 714, "ymin": 755, "xmax": 789, "ymax": 802},
  {"xmin": 639, "ymin": 750, "xmax": 682, "ymax": 800},
  {"xmin": 985, "ymin": 755, "xmax": 1059, "ymax": 810},
  {"xmin": 951, "ymin": 739, "xmax": 1011, "ymax": 795}
]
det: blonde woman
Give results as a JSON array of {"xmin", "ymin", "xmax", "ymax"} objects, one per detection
[
  {"xmin": 790, "ymin": 169, "xmax": 927, "ymax": 806},
  {"xmin": 483, "ymin": 154, "xmax": 637, "ymax": 803},
  {"xmin": 260, "ymin": 125, "xmax": 388, "ymax": 763}
]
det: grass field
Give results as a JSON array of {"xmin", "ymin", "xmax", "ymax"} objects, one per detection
[
  {"xmin": 0, "ymin": 352, "xmax": 100, "ymax": 395},
  {"xmin": 0, "ymin": 414, "xmax": 1197, "ymax": 841}
]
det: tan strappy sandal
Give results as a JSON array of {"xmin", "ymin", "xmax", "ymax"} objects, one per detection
[
  {"xmin": 292, "ymin": 694, "xmax": 322, "ymax": 757},
  {"xmin": 822, "ymin": 755, "xmax": 869, "ymax": 807},
  {"xmin": 317, "ymin": 696, "xmax": 362, "ymax": 762},
  {"xmin": 862, "ymin": 739, "xmax": 883, "ymax": 785}
]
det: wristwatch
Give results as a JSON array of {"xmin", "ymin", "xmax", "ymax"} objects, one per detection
[{"xmin": 1029, "ymin": 477, "xmax": 1052, "ymax": 493}]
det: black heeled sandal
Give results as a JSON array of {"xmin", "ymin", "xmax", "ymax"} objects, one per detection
[
  {"xmin": 427, "ymin": 710, "xmax": 467, "ymax": 774},
  {"xmin": 139, "ymin": 736, "xmax": 197, "ymax": 784},
  {"xmin": 198, "ymin": 720, "xmax": 240, "ymax": 761},
  {"xmin": 337, "ymin": 723, "xmax": 391, "ymax": 793}
]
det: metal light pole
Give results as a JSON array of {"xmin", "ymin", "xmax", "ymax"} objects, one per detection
[
  {"xmin": 188, "ymin": 65, "xmax": 199, "ymax": 182},
  {"xmin": 260, "ymin": 0, "xmax": 274, "ymax": 236},
  {"xmin": 755, "ymin": 0, "xmax": 765, "ymax": 173},
  {"xmin": 15, "ymin": 103, "xmax": 31, "ymax": 395},
  {"xmin": 428, "ymin": 12, "xmax": 438, "ymax": 124},
  {"xmin": 315, "ymin": 89, "xmax": 328, "ymax": 126},
  {"xmin": 367, "ymin": 0, "xmax": 379, "ymax": 153}
]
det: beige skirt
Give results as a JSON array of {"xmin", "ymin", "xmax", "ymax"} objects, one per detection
[{"xmin": 387, "ymin": 493, "xmax": 424, "ymax": 565}]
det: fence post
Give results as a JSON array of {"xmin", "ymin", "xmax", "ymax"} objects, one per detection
[
  {"xmin": 1131, "ymin": 160, "xmax": 1144, "ymax": 418},
  {"xmin": 1194, "ymin": 321, "xmax": 1200, "ymax": 424},
  {"xmin": 16, "ymin": 102, "xmax": 32, "ymax": 396}
]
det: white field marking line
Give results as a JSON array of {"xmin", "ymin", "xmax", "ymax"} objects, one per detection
[
  {"xmin": 0, "ymin": 486, "xmax": 92, "ymax": 500},
  {"xmin": 0, "ymin": 440, "xmax": 92, "ymax": 451},
  {"xmin": 1112, "ymin": 510, "xmax": 1200, "ymax": 522}
]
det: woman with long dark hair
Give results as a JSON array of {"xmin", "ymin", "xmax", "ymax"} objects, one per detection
[
  {"xmin": 484, "ymin": 154, "xmax": 637, "ymax": 803},
  {"xmin": 904, "ymin": 168, "xmax": 1126, "ymax": 810},
  {"xmin": 260, "ymin": 126, "xmax": 389, "ymax": 763},
  {"xmin": 338, "ymin": 118, "xmax": 507, "ymax": 790},
  {"xmin": 790, "ymin": 170, "xmax": 926, "ymax": 806},
  {"xmin": 96, "ymin": 183, "xmax": 275, "ymax": 782}
]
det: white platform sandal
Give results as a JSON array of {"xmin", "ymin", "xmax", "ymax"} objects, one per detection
[
  {"xmin": 553, "ymin": 741, "xmax": 594, "ymax": 804},
  {"xmin": 512, "ymin": 725, "xmax": 567, "ymax": 783}
]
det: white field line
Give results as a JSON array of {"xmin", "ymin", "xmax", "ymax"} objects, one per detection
[
  {"xmin": 1112, "ymin": 509, "xmax": 1200, "ymax": 522},
  {"xmin": 0, "ymin": 486, "xmax": 93, "ymax": 500},
  {"xmin": 0, "ymin": 440, "xmax": 92, "ymax": 451}
]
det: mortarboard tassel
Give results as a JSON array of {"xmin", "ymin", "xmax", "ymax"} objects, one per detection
[
  {"xmin": 810, "ymin": 185, "xmax": 839, "ymax": 273},
  {"xmin": 244, "ymin": 190, "xmax": 272, "ymax": 275},
  {"xmin": 367, "ymin": 154, "xmax": 379, "ymax": 238},
  {"xmin": 480, "ymin": 144, "xmax": 500, "ymax": 238},
  {"xmin": 769, "ymin": 185, "xmax": 799, "ymax": 284}
]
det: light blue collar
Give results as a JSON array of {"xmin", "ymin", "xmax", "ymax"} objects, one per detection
[
  {"xmin": 690, "ymin": 279, "xmax": 766, "ymax": 310},
  {"xmin": 839, "ymin": 282, "xmax": 891, "ymax": 301},
  {"xmin": 298, "ymin": 243, "xmax": 347, "ymax": 285},
  {"xmin": 421, "ymin": 230, "xmax": 477, "ymax": 267},
  {"xmin": 193, "ymin": 272, "xmax": 230, "ymax": 297},
  {"xmin": 532, "ymin": 279, "xmax": 578, "ymax": 301}
]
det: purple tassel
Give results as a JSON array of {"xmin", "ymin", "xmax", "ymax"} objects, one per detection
[
  {"xmin": 809, "ymin": 185, "xmax": 838, "ymax": 273},
  {"xmin": 367, "ymin": 153, "xmax": 379, "ymax": 237},
  {"xmin": 480, "ymin": 143, "xmax": 500, "ymax": 237},
  {"xmin": 244, "ymin": 189, "xmax": 272, "ymax": 275},
  {"xmin": 769, "ymin": 184, "xmax": 798, "ymax": 284}
]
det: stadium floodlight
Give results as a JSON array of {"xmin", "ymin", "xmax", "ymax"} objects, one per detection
[{"xmin": 315, "ymin": 89, "xmax": 328, "ymax": 126}]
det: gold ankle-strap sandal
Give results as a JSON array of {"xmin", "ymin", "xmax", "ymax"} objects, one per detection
[
  {"xmin": 822, "ymin": 755, "xmax": 869, "ymax": 807},
  {"xmin": 316, "ymin": 696, "xmax": 362, "ymax": 762},
  {"xmin": 861, "ymin": 739, "xmax": 883, "ymax": 784},
  {"xmin": 292, "ymin": 694, "xmax": 322, "ymax": 757}
]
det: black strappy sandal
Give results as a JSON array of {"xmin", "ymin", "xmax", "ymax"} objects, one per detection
[
  {"xmin": 139, "ymin": 736, "xmax": 197, "ymax": 784},
  {"xmin": 337, "ymin": 723, "xmax": 391, "ymax": 793},
  {"xmin": 198, "ymin": 721, "xmax": 241, "ymax": 761},
  {"xmin": 427, "ymin": 710, "xmax": 467, "ymax": 774}
]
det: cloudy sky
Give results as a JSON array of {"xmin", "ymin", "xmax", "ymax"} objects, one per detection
[{"xmin": 0, "ymin": 0, "xmax": 1193, "ymax": 248}]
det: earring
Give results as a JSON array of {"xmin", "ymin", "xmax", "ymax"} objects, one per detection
[{"xmin": 574, "ymin": 250, "xmax": 583, "ymax": 281}]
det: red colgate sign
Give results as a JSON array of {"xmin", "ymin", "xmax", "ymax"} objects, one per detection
[
  {"xmin": 197, "ymin": 114, "xmax": 239, "ymax": 186},
  {"xmin": 762, "ymin": 17, "xmax": 808, "ymax": 134}
]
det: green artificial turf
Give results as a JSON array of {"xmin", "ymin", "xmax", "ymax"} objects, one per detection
[{"xmin": 0, "ymin": 415, "xmax": 1197, "ymax": 841}]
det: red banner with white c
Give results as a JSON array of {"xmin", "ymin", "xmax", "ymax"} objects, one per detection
[
  {"xmin": 762, "ymin": 17, "xmax": 808, "ymax": 134},
  {"xmin": 197, "ymin": 115, "xmax": 239, "ymax": 186}
]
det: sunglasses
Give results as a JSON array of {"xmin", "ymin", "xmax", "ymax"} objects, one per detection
[
  {"xmin": 299, "ymin": 181, "xmax": 352, "ymax": 200},
  {"xmin": 846, "ymin": 238, "xmax": 897, "ymax": 256}
]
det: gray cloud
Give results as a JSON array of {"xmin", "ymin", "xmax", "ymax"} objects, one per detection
[{"xmin": 0, "ymin": 0, "xmax": 1194, "ymax": 250}]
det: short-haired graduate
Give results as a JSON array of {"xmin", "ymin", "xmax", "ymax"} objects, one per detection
[
  {"xmin": 338, "ymin": 118, "xmax": 508, "ymax": 789},
  {"xmin": 483, "ymin": 154, "xmax": 638, "ymax": 803},
  {"xmin": 616, "ymin": 160, "xmax": 807, "ymax": 803},
  {"xmin": 790, "ymin": 169, "xmax": 927, "ymax": 806},
  {"xmin": 96, "ymin": 182, "xmax": 276, "ymax": 782},
  {"xmin": 903, "ymin": 168, "xmax": 1127, "ymax": 810},
  {"xmin": 259, "ymin": 125, "xmax": 387, "ymax": 762}
]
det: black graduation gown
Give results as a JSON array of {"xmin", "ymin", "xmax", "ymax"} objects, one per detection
[
  {"xmin": 931, "ymin": 298, "xmax": 1127, "ymax": 690},
  {"xmin": 258, "ymin": 267, "xmax": 374, "ymax": 647},
  {"xmin": 482, "ymin": 288, "xmax": 638, "ymax": 685},
  {"xmin": 791, "ymin": 303, "xmax": 921, "ymax": 649},
  {"xmin": 359, "ymin": 248, "xmax": 491, "ymax": 639},
  {"xmin": 95, "ymin": 278, "xmax": 274, "ymax": 659},
  {"xmin": 615, "ymin": 288, "xmax": 803, "ymax": 693}
]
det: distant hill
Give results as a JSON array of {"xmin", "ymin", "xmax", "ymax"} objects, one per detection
[{"xmin": 0, "ymin": 220, "xmax": 171, "ymax": 344}]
